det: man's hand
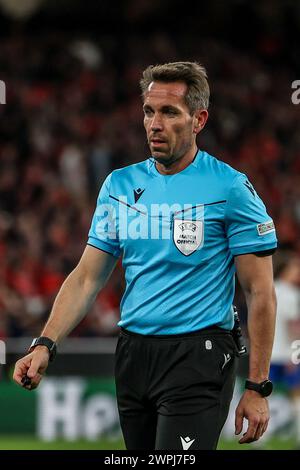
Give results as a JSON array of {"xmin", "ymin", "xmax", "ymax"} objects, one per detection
[
  {"xmin": 235, "ymin": 389, "xmax": 270, "ymax": 443},
  {"xmin": 13, "ymin": 346, "xmax": 50, "ymax": 390}
]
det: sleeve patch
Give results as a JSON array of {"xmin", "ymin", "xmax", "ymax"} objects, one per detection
[{"xmin": 257, "ymin": 221, "xmax": 275, "ymax": 236}]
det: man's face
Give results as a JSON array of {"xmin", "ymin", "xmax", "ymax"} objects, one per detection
[{"xmin": 143, "ymin": 81, "xmax": 197, "ymax": 165}]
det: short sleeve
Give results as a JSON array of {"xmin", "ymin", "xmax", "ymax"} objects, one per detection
[
  {"xmin": 225, "ymin": 174, "xmax": 277, "ymax": 256},
  {"xmin": 87, "ymin": 174, "xmax": 121, "ymax": 258}
]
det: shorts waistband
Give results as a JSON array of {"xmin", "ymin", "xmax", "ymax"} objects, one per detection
[{"xmin": 120, "ymin": 325, "xmax": 231, "ymax": 340}]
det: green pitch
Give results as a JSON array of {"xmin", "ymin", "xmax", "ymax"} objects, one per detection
[
  {"xmin": 0, "ymin": 436, "xmax": 296, "ymax": 450},
  {"xmin": 0, "ymin": 436, "xmax": 125, "ymax": 450}
]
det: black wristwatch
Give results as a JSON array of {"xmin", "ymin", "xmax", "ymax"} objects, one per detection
[
  {"xmin": 28, "ymin": 337, "xmax": 57, "ymax": 362},
  {"xmin": 245, "ymin": 379, "xmax": 273, "ymax": 397}
]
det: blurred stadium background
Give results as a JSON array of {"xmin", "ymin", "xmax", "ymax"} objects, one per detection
[{"xmin": 0, "ymin": 0, "xmax": 300, "ymax": 450}]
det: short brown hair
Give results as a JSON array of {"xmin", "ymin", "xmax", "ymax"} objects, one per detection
[{"xmin": 140, "ymin": 61, "xmax": 210, "ymax": 114}]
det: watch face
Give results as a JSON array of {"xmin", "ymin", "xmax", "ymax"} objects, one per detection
[{"xmin": 262, "ymin": 380, "xmax": 273, "ymax": 397}]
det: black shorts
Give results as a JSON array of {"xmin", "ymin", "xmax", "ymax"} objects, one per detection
[{"xmin": 115, "ymin": 326, "xmax": 239, "ymax": 450}]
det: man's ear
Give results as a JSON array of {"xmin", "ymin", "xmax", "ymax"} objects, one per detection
[{"xmin": 193, "ymin": 109, "xmax": 209, "ymax": 134}]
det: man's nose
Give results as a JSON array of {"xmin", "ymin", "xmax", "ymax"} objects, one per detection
[{"xmin": 150, "ymin": 113, "xmax": 163, "ymax": 131}]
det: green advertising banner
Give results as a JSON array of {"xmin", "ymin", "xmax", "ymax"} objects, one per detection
[
  {"xmin": 0, "ymin": 376, "xmax": 297, "ymax": 449},
  {"xmin": 0, "ymin": 377, "xmax": 120, "ymax": 439},
  {"xmin": 0, "ymin": 380, "xmax": 36, "ymax": 434}
]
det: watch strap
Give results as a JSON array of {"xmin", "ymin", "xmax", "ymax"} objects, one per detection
[
  {"xmin": 29, "ymin": 336, "xmax": 57, "ymax": 362},
  {"xmin": 245, "ymin": 379, "xmax": 273, "ymax": 397}
]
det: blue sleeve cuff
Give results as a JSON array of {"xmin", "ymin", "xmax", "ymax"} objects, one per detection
[{"xmin": 87, "ymin": 237, "xmax": 121, "ymax": 258}]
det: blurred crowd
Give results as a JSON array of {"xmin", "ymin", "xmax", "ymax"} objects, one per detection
[{"xmin": 0, "ymin": 27, "xmax": 300, "ymax": 338}]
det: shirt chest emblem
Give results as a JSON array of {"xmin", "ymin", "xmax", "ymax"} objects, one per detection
[{"xmin": 173, "ymin": 218, "xmax": 204, "ymax": 256}]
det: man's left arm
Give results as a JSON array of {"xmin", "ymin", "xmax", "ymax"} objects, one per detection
[{"xmin": 234, "ymin": 253, "xmax": 277, "ymax": 444}]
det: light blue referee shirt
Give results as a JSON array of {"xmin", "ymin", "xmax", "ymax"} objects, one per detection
[{"xmin": 88, "ymin": 150, "xmax": 277, "ymax": 334}]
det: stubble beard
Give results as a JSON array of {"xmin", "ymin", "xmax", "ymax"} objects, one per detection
[
  {"xmin": 150, "ymin": 141, "xmax": 180, "ymax": 167},
  {"xmin": 152, "ymin": 140, "xmax": 192, "ymax": 168},
  {"xmin": 153, "ymin": 152, "xmax": 178, "ymax": 167}
]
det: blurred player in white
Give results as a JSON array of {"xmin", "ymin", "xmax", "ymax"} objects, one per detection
[{"xmin": 271, "ymin": 252, "xmax": 300, "ymax": 446}]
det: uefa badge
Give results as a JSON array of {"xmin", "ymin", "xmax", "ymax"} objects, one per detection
[{"xmin": 173, "ymin": 218, "xmax": 204, "ymax": 256}]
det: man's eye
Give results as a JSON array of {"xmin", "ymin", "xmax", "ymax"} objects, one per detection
[
  {"xmin": 144, "ymin": 109, "xmax": 153, "ymax": 117},
  {"xmin": 166, "ymin": 109, "xmax": 177, "ymax": 116}
]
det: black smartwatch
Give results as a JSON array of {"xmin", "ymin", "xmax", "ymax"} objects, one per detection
[
  {"xmin": 29, "ymin": 337, "xmax": 57, "ymax": 362},
  {"xmin": 245, "ymin": 379, "xmax": 273, "ymax": 397}
]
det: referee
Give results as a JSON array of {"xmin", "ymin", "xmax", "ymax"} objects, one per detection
[{"xmin": 14, "ymin": 62, "xmax": 277, "ymax": 450}]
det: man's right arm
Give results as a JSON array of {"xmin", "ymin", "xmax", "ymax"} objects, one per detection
[{"xmin": 13, "ymin": 245, "xmax": 118, "ymax": 389}]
